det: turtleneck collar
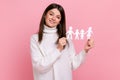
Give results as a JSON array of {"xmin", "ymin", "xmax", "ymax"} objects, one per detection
[{"xmin": 43, "ymin": 25, "xmax": 57, "ymax": 33}]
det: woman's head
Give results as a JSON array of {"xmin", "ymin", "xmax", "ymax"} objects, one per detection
[
  {"xmin": 38, "ymin": 3, "xmax": 66, "ymax": 43},
  {"xmin": 45, "ymin": 8, "xmax": 61, "ymax": 28}
]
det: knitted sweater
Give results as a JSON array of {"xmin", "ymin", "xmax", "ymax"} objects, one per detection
[{"xmin": 30, "ymin": 25, "xmax": 86, "ymax": 80}]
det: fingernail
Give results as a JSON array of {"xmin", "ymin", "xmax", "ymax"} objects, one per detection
[{"xmin": 88, "ymin": 44, "xmax": 90, "ymax": 46}]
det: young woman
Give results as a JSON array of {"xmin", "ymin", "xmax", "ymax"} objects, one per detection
[{"xmin": 30, "ymin": 3, "xmax": 94, "ymax": 80}]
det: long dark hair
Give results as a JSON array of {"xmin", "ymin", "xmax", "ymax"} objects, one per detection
[{"xmin": 38, "ymin": 3, "xmax": 66, "ymax": 43}]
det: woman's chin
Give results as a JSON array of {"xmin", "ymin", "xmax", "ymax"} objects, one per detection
[{"xmin": 47, "ymin": 24, "xmax": 57, "ymax": 28}]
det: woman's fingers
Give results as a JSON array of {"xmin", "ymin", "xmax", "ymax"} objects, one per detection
[
  {"xmin": 87, "ymin": 35, "xmax": 94, "ymax": 46},
  {"xmin": 88, "ymin": 38, "xmax": 94, "ymax": 48},
  {"xmin": 84, "ymin": 38, "xmax": 94, "ymax": 52},
  {"xmin": 59, "ymin": 37, "xmax": 67, "ymax": 46}
]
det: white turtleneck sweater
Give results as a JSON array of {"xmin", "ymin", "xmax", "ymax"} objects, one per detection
[{"xmin": 30, "ymin": 25, "xmax": 86, "ymax": 80}]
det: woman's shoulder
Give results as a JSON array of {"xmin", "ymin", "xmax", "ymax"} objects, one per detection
[
  {"xmin": 67, "ymin": 38, "xmax": 72, "ymax": 43},
  {"xmin": 66, "ymin": 38, "xmax": 73, "ymax": 46},
  {"xmin": 30, "ymin": 33, "xmax": 38, "ymax": 41}
]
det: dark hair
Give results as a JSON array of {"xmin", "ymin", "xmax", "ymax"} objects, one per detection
[{"xmin": 38, "ymin": 3, "xmax": 66, "ymax": 43}]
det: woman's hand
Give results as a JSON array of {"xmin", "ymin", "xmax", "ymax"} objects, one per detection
[
  {"xmin": 84, "ymin": 38, "xmax": 94, "ymax": 53},
  {"xmin": 57, "ymin": 37, "xmax": 67, "ymax": 51}
]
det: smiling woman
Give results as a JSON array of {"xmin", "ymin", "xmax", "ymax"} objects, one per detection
[
  {"xmin": 45, "ymin": 8, "xmax": 61, "ymax": 28},
  {"xmin": 30, "ymin": 3, "xmax": 94, "ymax": 80}
]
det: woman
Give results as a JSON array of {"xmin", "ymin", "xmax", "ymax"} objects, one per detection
[{"xmin": 30, "ymin": 3, "xmax": 94, "ymax": 80}]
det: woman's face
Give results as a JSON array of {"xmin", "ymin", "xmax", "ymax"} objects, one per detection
[{"xmin": 45, "ymin": 8, "xmax": 61, "ymax": 28}]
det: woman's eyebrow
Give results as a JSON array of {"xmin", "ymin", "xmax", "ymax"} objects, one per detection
[
  {"xmin": 49, "ymin": 10, "xmax": 61, "ymax": 17},
  {"xmin": 49, "ymin": 11, "xmax": 54, "ymax": 14},
  {"xmin": 57, "ymin": 15, "xmax": 61, "ymax": 18}
]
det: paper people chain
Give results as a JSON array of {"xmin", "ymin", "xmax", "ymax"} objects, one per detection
[
  {"xmin": 66, "ymin": 26, "xmax": 74, "ymax": 40},
  {"xmin": 66, "ymin": 26, "xmax": 93, "ymax": 40},
  {"xmin": 86, "ymin": 27, "xmax": 93, "ymax": 39}
]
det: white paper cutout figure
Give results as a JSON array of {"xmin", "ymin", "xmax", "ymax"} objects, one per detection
[
  {"xmin": 66, "ymin": 26, "xmax": 74, "ymax": 40},
  {"xmin": 74, "ymin": 29, "xmax": 80, "ymax": 40},
  {"xmin": 86, "ymin": 27, "xmax": 93, "ymax": 39},
  {"xmin": 80, "ymin": 29, "xmax": 85, "ymax": 40},
  {"xmin": 66, "ymin": 26, "xmax": 93, "ymax": 40}
]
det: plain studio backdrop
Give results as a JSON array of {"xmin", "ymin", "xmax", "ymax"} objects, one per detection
[{"xmin": 0, "ymin": 0, "xmax": 120, "ymax": 80}]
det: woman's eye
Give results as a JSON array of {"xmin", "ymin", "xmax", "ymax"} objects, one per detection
[
  {"xmin": 49, "ymin": 13, "xmax": 53, "ymax": 16},
  {"xmin": 57, "ymin": 17, "xmax": 60, "ymax": 19}
]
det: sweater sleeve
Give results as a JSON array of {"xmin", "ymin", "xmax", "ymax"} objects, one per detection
[
  {"xmin": 30, "ymin": 35, "xmax": 61, "ymax": 74},
  {"xmin": 68, "ymin": 39, "xmax": 86, "ymax": 70}
]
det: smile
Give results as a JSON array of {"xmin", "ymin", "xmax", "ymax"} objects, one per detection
[{"xmin": 49, "ymin": 20, "xmax": 56, "ymax": 24}]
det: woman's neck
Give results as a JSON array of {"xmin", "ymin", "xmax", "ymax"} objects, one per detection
[{"xmin": 43, "ymin": 24, "xmax": 57, "ymax": 33}]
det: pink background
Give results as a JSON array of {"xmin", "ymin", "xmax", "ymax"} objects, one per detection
[{"xmin": 0, "ymin": 0, "xmax": 120, "ymax": 80}]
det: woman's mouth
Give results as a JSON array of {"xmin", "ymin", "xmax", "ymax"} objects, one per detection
[{"xmin": 49, "ymin": 20, "xmax": 56, "ymax": 24}]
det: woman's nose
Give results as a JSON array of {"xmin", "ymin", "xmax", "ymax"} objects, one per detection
[{"xmin": 51, "ymin": 16, "xmax": 56, "ymax": 21}]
